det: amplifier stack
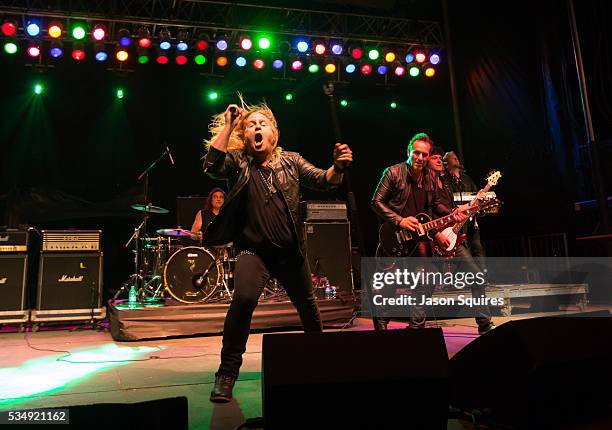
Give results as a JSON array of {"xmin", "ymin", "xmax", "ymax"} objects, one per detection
[
  {"xmin": 31, "ymin": 230, "xmax": 106, "ymax": 326},
  {"xmin": 0, "ymin": 229, "xmax": 29, "ymax": 326}
]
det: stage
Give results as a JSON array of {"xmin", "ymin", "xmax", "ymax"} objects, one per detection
[{"xmin": 1, "ymin": 306, "xmax": 610, "ymax": 430}]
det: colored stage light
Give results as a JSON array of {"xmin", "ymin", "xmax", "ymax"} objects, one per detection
[
  {"xmin": 258, "ymin": 36, "xmax": 271, "ymax": 50},
  {"xmin": 216, "ymin": 56, "xmax": 228, "ymax": 67},
  {"xmin": 405, "ymin": 52, "xmax": 414, "ymax": 63},
  {"xmin": 425, "ymin": 67, "xmax": 436, "ymax": 77},
  {"xmin": 27, "ymin": 44, "xmax": 40, "ymax": 57},
  {"xmin": 118, "ymin": 29, "xmax": 131, "ymax": 47},
  {"xmin": 345, "ymin": 64, "xmax": 356, "ymax": 73},
  {"xmin": 156, "ymin": 55, "xmax": 168, "ymax": 64},
  {"xmin": 216, "ymin": 39, "xmax": 228, "ymax": 51},
  {"xmin": 177, "ymin": 41, "xmax": 188, "ymax": 51},
  {"xmin": 3, "ymin": 42, "xmax": 18, "ymax": 54},
  {"xmin": 414, "ymin": 50, "xmax": 426, "ymax": 63},
  {"xmin": 176, "ymin": 55, "xmax": 188, "ymax": 65},
  {"xmin": 253, "ymin": 59, "xmax": 265, "ymax": 69},
  {"xmin": 50, "ymin": 42, "xmax": 63, "ymax": 58},
  {"xmin": 429, "ymin": 53, "xmax": 440, "ymax": 65},
  {"xmin": 285, "ymin": 93, "xmax": 293, "ymax": 101},
  {"xmin": 72, "ymin": 25, "xmax": 86, "ymax": 40},
  {"xmin": 208, "ymin": 91, "xmax": 219, "ymax": 101},
  {"xmin": 138, "ymin": 55, "xmax": 148, "ymax": 64},
  {"xmin": 291, "ymin": 60, "xmax": 303, "ymax": 71},
  {"xmin": 92, "ymin": 25, "xmax": 106, "ymax": 41},
  {"xmin": 26, "ymin": 21, "xmax": 40, "ymax": 37},
  {"xmin": 331, "ymin": 43, "xmax": 343, "ymax": 55},
  {"xmin": 360, "ymin": 64, "xmax": 372, "ymax": 75},
  {"xmin": 385, "ymin": 52, "xmax": 396, "ymax": 62},
  {"xmin": 159, "ymin": 28, "xmax": 171, "ymax": 49},
  {"xmin": 159, "ymin": 41, "xmax": 171, "ymax": 50},
  {"xmin": 377, "ymin": 65, "xmax": 387, "ymax": 75},
  {"xmin": 194, "ymin": 54, "xmax": 206, "ymax": 65},
  {"xmin": 350, "ymin": 47, "xmax": 363, "ymax": 59},
  {"xmin": 272, "ymin": 59, "xmax": 284, "ymax": 69},
  {"xmin": 196, "ymin": 39, "xmax": 209, "ymax": 51},
  {"xmin": 94, "ymin": 43, "xmax": 107, "ymax": 61},
  {"xmin": 390, "ymin": 102, "xmax": 397, "ymax": 109},
  {"xmin": 314, "ymin": 43, "xmax": 326, "ymax": 55},
  {"xmin": 138, "ymin": 27, "xmax": 151, "ymax": 48},
  {"xmin": 33, "ymin": 83, "xmax": 43, "ymax": 94},
  {"xmin": 240, "ymin": 36, "xmax": 252, "ymax": 50},
  {"xmin": 116, "ymin": 50, "xmax": 129, "ymax": 62},
  {"xmin": 2, "ymin": 21, "xmax": 17, "ymax": 36},
  {"xmin": 296, "ymin": 40, "xmax": 309, "ymax": 53},
  {"xmin": 176, "ymin": 30, "xmax": 189, "ymax": 52},
  {"xmin": 324, "ymin": 63, "xmax": 336, "ymax": 74},
  {"xmin": 72, "ymin": 48, "xmax": 86, "ymax": 61},
  {"xmin": 340, "ymin": 99, "xmax": 348, "ymax": 107},
  {"xmin": 48, "ymin": 23, "xmax": 62, "ymax": 38},
  {"xmin": 116, "ymin": 88, "xmax": 124, "ymax": 99},
  {"xmin": 394, "ymin": 65, "xmax": 405, "ymax": 76},
  {"xmin": 368, "ymin": 49, "xmax": 380, "ymax": 60},
  {"xmin": 409, "ymin": 66, "xmax": 420, "ymax": 77},
  {"xmin": 236, "ymin": 56, "xmax": 247, "ymax": 67},
  {"xmin": 308, "ymin": 64, "xmax": 319, "ymax": 73}
]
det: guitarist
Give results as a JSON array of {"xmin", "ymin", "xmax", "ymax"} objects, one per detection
[
  {"xmin": 371, "ymin": 133, "xmax": 465, "ymax": 331},
  {"xmin": 429, "ymin": 147, "xmax": 495, "ymax": 334}
]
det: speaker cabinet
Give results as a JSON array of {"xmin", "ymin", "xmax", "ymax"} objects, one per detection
[
  {"xmin": 450, "ymin": 313, "xmax": 612, "ymax": 429},
  {"xmin": 176, "ymin": 196, "xmax": 207, "ymax": 229},
  {"xmin": 33, "ymin": 252, "xmax": 105, "ymax": 322},
  {"xmin": 262, "ymin": 329, "xmax": 449, "ymax": 429},
  {"xmin": 0, "ymin": 254, "xmax": 28, "ymax": 322},
  {"xmin": 304, "ymin": 222, "xmax": 353, "ymax": 293}
]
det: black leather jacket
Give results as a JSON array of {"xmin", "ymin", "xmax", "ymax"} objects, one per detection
[
  {"xmin": 371, "ymin": 161, "xmax": 451, "ymax": 226},
  {"xmin": 202, "ymin": 146, "xmax": 335, "ymax": 254}
]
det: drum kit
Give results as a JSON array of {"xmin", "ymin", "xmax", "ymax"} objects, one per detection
[{"xmin": 115, "ymin": 202, "xmax": 238, "ymax": 305}]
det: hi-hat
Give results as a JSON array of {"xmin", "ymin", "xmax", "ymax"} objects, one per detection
[
  {"xmin": 156, "ymin": 228, "xmax": 196, "ymax": 238},
  {"xmin": 131, "ymin": 203, "xmax": 169, "ymax": 214}
]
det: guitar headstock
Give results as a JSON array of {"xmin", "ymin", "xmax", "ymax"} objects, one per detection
[
  {"xmin": 477, "ymin": 197, "xmax": 502, "ymax": 213},
  {"xmin": 486, "ymin": 170, "xmax": 502, "ymax": 187}
]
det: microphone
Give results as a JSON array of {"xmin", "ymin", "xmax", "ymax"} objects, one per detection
[
  {"xmin": 165, "ymin": 143, "xmax": 175, "ymax": 165},
  {"xmin": 229, "ymin": 106, "xmax": 238, "ymax": 119}
]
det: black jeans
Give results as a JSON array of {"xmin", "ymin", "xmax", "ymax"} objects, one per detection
[
  {"xmin": 217, "ymin": 248, "xmax": 322, "ymax": 378},
  {"xmin": 452, "ymin": 243, "xmax": 492, "ymax": 327}
]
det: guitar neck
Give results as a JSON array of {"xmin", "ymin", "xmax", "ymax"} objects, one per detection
[{"xmin": 422, "ymin": 204, "xmax": 483, "ymax": 232}]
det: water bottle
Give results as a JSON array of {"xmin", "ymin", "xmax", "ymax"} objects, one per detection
[
  {"xmin": 128, "ymin": 285, "xmax": 138, "ymax": 306},
  {"xmin": 324, "ymin": 280, "xmax": 333, "ymax": 300}
]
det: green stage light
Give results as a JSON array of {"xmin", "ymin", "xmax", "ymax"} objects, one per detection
[
  {"xmin": 138, "ymin": 55, "xmax": 149, "ymax": 64},
  {"xmin": 368, "ymin": 49, "xmax": 380, "ymax": 60},
  {"xmin": 208, "ymin": 91, "xmax": 219, "ymax": 101},
  {"xmin": 258, "ymin": 36, "xmax": 271, "ymax": 50},
  {"xmin": 340, "ymin": 99, "xmax": 348, "ymax": 107},
  {"xmin": 33, "ymin": 83, "xmax": 43, "ymax": 95},
  {"xmin": 194, "ymin": 54, "xmax": 206, "ymax": 65},
  {"xmin": 390, "ymin": 102, "xmax": 397, "ymax": 109},
  {"xmin": 285, "ymin": 93, "xmax": 293, "ymax": 101},
  {"xmin": 308, "ymin": 64, "xmax": 319, "ymax": 73},
  {"xmin": 4, "ymin": 42, "xmax": 18, "ymax": 54},
  {"xmin": 116, "ymin": 88, "xmax": 124, "ymax": 99},
  {"xmin": 72, "ymin": 25, "xmax": 86, "ymax": 40},
  {"xmin": 409, "ymin": 66, "xmax": 420, "ymax": 77}
]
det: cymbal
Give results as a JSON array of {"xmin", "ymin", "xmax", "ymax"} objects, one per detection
[
  {"xmin": 156, "ymin": 228, "xmax": 196, "ymax": 238},
  {"xmin": 131, "ymin": 203, "xmax": 169, "ymax": 214}
]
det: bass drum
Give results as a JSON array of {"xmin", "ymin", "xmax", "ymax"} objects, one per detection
[{"xmin": 164, "ymin": 246, "xmax": 223, "ymax": 304}]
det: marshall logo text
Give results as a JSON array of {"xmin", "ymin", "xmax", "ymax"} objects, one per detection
[{"xmin": 58, "ymin": 275, "xmax": 84, "ymax": 283}]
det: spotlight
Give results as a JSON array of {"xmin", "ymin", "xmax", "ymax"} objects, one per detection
[
  {"xmin": 33, "ymin": 83, "xmax": 43, "ymax": 94},
  {"xmin": 285, "ymin": 93, "xmax": 293, "ymax": 101},
  {"xmin": 368, "ymin": 49, "xmax": 380, "ymax": 61},
  {"xmin": 50, "ymin": 41, "xmax": 63, "ymax": 58},
  {"xmin": 176, "ymin": 54, "xmax": 188, "ymax": 65},
  {"xmin": 159, "ymin": 29, "xmax": 171, "ymax": 50},
  {"xmin": 405, "ymin": 52, "xmax": 414, "ymax": 63},
  {"xmin": 72, "ymin": 45, "xmax": 86, "ymax": 61},
  {"xmin": 340, "ymin": 99, "xmax": 348, "ymax": 107},
  {"xmin": 394, "ymin": 65, "xmax": 405, "ymax": 76},
  {"xmin": 414, "ymin": 50, "xmax": 426, "ymax": 63},
  {"xmin": 156, "ymin": 54, "xmax": 168, "ymax": 64},
  {"xmin": 257, "ymin": 36, "xmax": 271, "ymax": 50},
  {"xmin": 429, "ymin": 53, "xmax": 440, "ymax": 65},
  {"xmin": 208, "ymin": 91, "xmax": 219, "ymax": 101},
  {"xmin": 236, "ymin": 56, "xmax": 247, "ymax": 67},
  {"xmin": 240, "ymin": 36, "xmax": 252, "ymax": 50},
  {"xmin": 176, "ymin": 30, "xmax": 189, "ymax": 51},
  {"xmin": 48, "ymin": 22, "xmax": 62, "ymax": 38},
  {"xmin": 390, "ymin": 102, "xmax": 397, "ymax": 109},
  {"xmin": 345, "ymin": 64, "xmax": 356, "ymax": 74},
  {"xmin": 194, "ymin": 54, "xmax": 206, "ymax": 65},
  {"xmin": 308, "ymin": 64, "xmax": 319, "ymax": 73},
  {"xmin": 330, "ymin": 42, "xmax": 343, "ymax": 55},
  {"xmin": 324, "ymin": 63, "xmax": 336, "ymax": 74},
  {"xmin": 216, "ymin": 38, "xmax": 228, "ymax": 51},
  {"xmin": 116, "ymin": 88, "xmax": 124, "ymax": 99},
  {"xmin": 296, "ymin": 40, "xmax": 309, "ymax": 53},
  {"xmin": 1, "ymin": 20, "xmax": 17, "ymax": 36},
  {"xmin": 425, "ymin": 67, "xmax": 436, "ymax": 77},
  {"xmin": 116, "ymin": 49, "xmax": 129, "ymax": 62},
  {"xmin": 377, "ymin": 65, "xmax": 387, "ymax": 75},
  {"xmin": 385, "ymin": 51, "xmax": 396, "ymax": 62},
  {"xmin": 92, "ymin": 24, "xmax": 106, "ymax": 41},
  {"xmin": 291, "ymin": 60, "xmax": 303, "ymax": 71},
  {"xmin": 253, "ymin": 59, "xmax": 265, "ymax": 70},
  {"xmin": 349, "ymin": 46, "xmax": 363, "ymax": 59},
  {"xmin": 216, "ymin": 56, "xmax": 228, "ymax": 67},
  {"xmin": 409, "ymin": 66, "xmax": 420, "ymax": 77},
  {"xmin": 26, "ymin": 20, "xmax": 41, "ymax": 37},
  {"xmin": 272, "ymin": 59, "xmax": 284, "ymax": 69},
  {"xmin": 314, "ymin": 42, "xmax": 326, "ymax": 55},
  {"xmin": 27, "ymin": 44, "xmax": 40, "ymax": 57},
  {"xmin": 137, "ymin": 48, "xmax": 149, "ymax": 64},
  {"xmin": 94, "ymin": 43, "xmax": 108, "ymax": 61},
  {"xmin": 118, "ymin": 28, "xmax": 131, "ymax": 47},
  {"xmin": 4, "ymin": 42, "xmax": 18, "ymax": 55},
  {"xmin": 195, "ymin": 34, "xmax": 209, "ymax": 51},
  {"xmin": 72, "ymin": 24, "xmax": 86, "ymax": 40},
  {"xmin": 360, "ymin": 63, "xmax": 372, "ymax": 75},
  {"xmin": 138, "ymin": 27, "xmax": 151, "ymax": 48}
]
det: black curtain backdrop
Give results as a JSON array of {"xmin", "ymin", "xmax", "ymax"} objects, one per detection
[{"xmin": 1, "ymin": 0, "xmax": 610, "ymax": 296}]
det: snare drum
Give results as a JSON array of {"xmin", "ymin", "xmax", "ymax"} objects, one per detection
[{"xmin": 164, "ymin": 246, "xmax": 223, "ymax": 303}]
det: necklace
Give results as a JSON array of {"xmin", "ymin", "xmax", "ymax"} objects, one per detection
[{"xmin": 257, "ymin": 166, "xmax": 276, "ymax": 203}]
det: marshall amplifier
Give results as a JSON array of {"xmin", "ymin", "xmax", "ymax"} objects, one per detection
[
  {"xmin": 301, "ymin": 201, "xmax": 348, "ymax": 221},
  {"xmin": 42, "ymin": 230, "xmax": 101, "ymax": 252},
  {"xmin": 32, "ymin": 252, "xmax": 105, "ymax": 322},
  {"xmin": 0, "ymin": 254, "xmax": 29, "ymax": 323},
  {"xmin": 0, "ymin": 229, "xmax": 28, "ymax": 253}
]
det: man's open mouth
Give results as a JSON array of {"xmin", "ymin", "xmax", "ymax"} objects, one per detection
[{"xmin": 254, "ymin": 133, "xmax": 263, "ymax": 148}]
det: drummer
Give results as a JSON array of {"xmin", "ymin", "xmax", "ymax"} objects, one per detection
[{"xmin": 191, "ymin": 187, "xmax": 226, "ymax": 240}]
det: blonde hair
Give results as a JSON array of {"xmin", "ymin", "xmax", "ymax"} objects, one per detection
[{"xmin": 204, "ymin": 94, "xmax": 282, "ymax": 158}]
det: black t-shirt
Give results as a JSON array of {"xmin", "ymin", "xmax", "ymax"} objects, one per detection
[
  {"xmin": 200, "ymin": 210, "xmax": 216, "ymax": 233},
  {"xmin": 238, "ymin": 164, "xmax": 296, "ymax": 252},
  {"xmin": 403, "ymin": 171, "xmax": 427, "ymax": 216},
  {"xmin": 438, "ymin": 174, "xmax": 456, "ymax": 210}
]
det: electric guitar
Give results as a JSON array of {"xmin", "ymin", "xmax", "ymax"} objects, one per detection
[
  {"xmin": 378, "ymin": 197, "xmax": 501, "ymax": 257},
  {"xmin": 433, "ymin": 170, "xmax": 501, "ymax": 257}
]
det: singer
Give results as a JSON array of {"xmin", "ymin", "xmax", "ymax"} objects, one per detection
[{"xmin": 201, "ymin": 100, "xmax": 352, "ymax": 402}]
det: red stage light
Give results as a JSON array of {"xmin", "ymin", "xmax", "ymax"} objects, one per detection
[
  {"xmin": 176, "ymin": 55, "xmax": 188, "ymax": 65},
  {"xmin": 72, "ymin": 49, "xmax": 86, "ymax": 61},
  {"xmin": 139, "ymin": 38, "xmax": 152, "ymax": 48},
  {"xmin": 350, "ymin": 47, "xmax": 363, "ymax": 59},
  {"xmin": 253, "ymin": 59, "xmax": 265, "ymax": 69},
  {"xmin": 361, "ymin": 64, "xmax": 372, "ymax": 75},
  {"xmin": 196, "ymin": 40, "xmax": 209, "ymax": 50},
  {"xmin": 1, "ymin": 21, "xmax": 17, "ymax": 36},
  {"xmin": 314, "ymin": 43, "xmax": 326, "ymax": 55},
  {"xmin": 157, "ymin": 55, "xmax": 168, "ymax": 64},
  {"xmin": 414, "ymin": 50, "xmax": 426, "ymax": 63}
]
